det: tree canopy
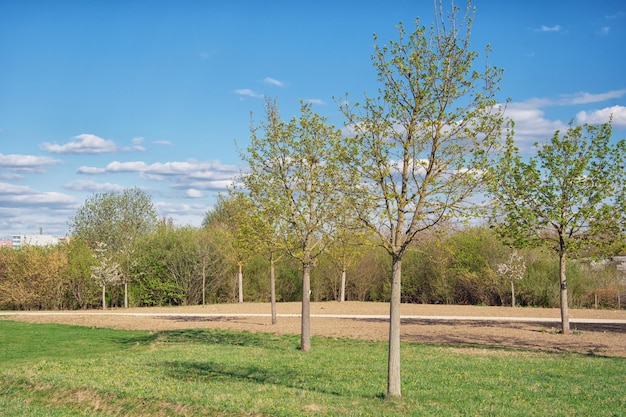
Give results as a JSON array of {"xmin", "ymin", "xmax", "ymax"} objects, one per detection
[{"xmin": 70, "ymin": 187, "xmax": 159, "ymax": 251}]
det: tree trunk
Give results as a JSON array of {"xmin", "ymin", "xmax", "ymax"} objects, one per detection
[
  {"xmin": 202, "ymin": 261, "xmax": 206, "ymax": 306},
  {"xmin": 511, "ymin": 280, "xmax": 516, "ymax": 308},
  {"xmin": 101, "ymin": 285, "xmax": 106, "ymax": 310},
  {"xmin": 301, "ymin": 261, "xmax": 312, "ymax": 352},
  {"xmin": 340, "ymin": 269, "xmax": 346, "ymax": 302},
  {"xmin": 237, "ymin": 261, "xmax": 244, "ymax": 303},
  {"xmin": 270, "ymin": 254, "xmax": 277, "ymax": 325},
  {"xmin": 559, "ymin": 251, "xmax": 570, "ymax": 334},
  {"xmin": 387, "ymin": 255, "xmax": 402, "ymax": 397},
  {"xmin": 125, "ymin": 283, "xmax": 129, "ymax": 308}
]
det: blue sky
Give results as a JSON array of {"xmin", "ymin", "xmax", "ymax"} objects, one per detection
[{"xmin": 1, "ymin": 0, "xmax": 625, "ymax": 238}]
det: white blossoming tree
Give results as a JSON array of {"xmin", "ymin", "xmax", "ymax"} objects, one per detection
[
  {"xmin": 90, "ymin": 243, "xmax": 122, "ymax": 310},
  {"xmin": 496, "ymin": 251, "xmax": 526, "ymax": 307}
]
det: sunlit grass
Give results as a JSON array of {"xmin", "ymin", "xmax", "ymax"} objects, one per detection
[{"xmin": 1, "ymin": 320, "xmax": 624, "ymax": 416}]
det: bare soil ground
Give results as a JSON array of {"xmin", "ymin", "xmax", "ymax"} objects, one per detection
[{"xmin": 4, "ymin": 302, "xmax": 626, "ymax": 357}]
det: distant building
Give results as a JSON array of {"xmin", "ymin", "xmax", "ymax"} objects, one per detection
[
  {"xmin": 0, "ymin": 239, "xmax": 12, "ymax": 248},
  {"xmin": 11, "ymin": 234, "xmax": 60, "ymax": 248}
]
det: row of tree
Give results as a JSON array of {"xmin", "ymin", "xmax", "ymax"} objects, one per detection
[
  {"xmin": 2, "ymin": 223, "xmax": 624, "ymax": 312},
  {"xmin": 3, "ymin": 0, "xmax": 624, "ymax": 398},
  {"xmin": 227, "ymin": 2, "xmax": 626, "ymax": 398}
]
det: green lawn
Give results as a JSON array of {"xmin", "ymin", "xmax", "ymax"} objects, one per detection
[{"xmin": 0, "ymin": 320, "xmax": 624, "ymax": 416}]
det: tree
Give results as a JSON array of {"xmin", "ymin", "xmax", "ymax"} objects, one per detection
[
  {"xmin": 70, "ymin": 187, "xmax": 159, "ymax": 308},
  {"xmin": 133, "ymin": 222, "xmax": 231, "ymax": 306},
  {"xmin": 326, "ymin": 216, "xmax": 370, "ymax": 302},
  {"xmin": 241, "ymin": 98, "xmax": 355, "ymax": 351},
  {"xmin": 65, "ymin": 238, "xmax": 99, "ymax": 309},
  {"xmin": 496, "ymin": 251, "xmax": 526, "ymax": 307},
  {"xmin": 489, "ymin": 121, "xmax": 626, "ymax": 333},
  {"xmin": 203, "ymin": 193, "xmax": 262, "ymax": 303},
  {"xmin": 226, "ymin": 189, "xmax": 287, "ymax": 323},
  {"xmin": 195, "ymin": 226, "xmax": 227, "ymax": 306},
  {"xmin": 160, "ymin": 226, "xmax": 208, "ymax": 305},
  {"xmin": 90, "ymin": 243, "xmax": 122, "ymax": 310},
  {"xmin": 339, "ymin": 1, "xmax": 505, "ymax": 397}
]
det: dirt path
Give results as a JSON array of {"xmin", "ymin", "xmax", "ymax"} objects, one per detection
[{"xmin": 3, "ymin": 302, "xmax": 626, "ymax": 357}]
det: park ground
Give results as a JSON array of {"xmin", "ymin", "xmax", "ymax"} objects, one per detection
[{"xmin": 3, "ymin": 302, "xmax": 625, "ymax": 357}]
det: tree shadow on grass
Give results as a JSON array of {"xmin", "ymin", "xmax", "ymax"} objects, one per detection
[
  {"xmin": 154, "ymin": 328, "xmax": 297, "ymax": 350},
  {"xmin": 158, "ymin": 359, "xmax": 346, "ymax": 397},
  {"xmin": 113, "ymin": 332, "xmax": 159, "ymax": 348},
  {"xmin": 149, "ymin": 329, "xmax": 364, "ymax": 397}
]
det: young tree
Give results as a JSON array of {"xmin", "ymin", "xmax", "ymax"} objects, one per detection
[
  {"xmin": 70, "ymin": 187, "xmax": 159, "ymax": 308},
  {"xmin": 496, "ymin": 251, "xmax": 526, "ymax": 307},
  {"xmin": 489, "ymin": 121, "xmax": 626, "ymax": 333},
  {"xmin": 203, "ymin": 193, "xmax": 262, "ymax": 303},
  {"xmin": 340, "ymin": 1, "xmax": 505, "ymax": 397},
  {"xmin": 229, "ymin": 189, "xmax": 286, "ymax": 323},
  {"xmin": 326, "ymin": 216, "xmax": 370, "ymax": 302},
  {"xmin": 90, "ymin": 243, "xmax": 122, "ymax": 310},
  {"xmin": 241, "ymin": 98, "xmax": 355, "ymax": 351}
]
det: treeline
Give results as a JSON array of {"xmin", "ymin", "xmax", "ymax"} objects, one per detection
[{"xmin": 1, "ymin": 225, "xmax": 623, "ymax": 311}]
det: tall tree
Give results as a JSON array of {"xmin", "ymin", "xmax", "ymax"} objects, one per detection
[
  {"xmin": 339, "ymin": 1, "xmax": 505, "ymax": 397},
  {"xmin": 70, "ymin": 187, "xmax": 159, "ymax": 307},
  {"xmin": 488, "ymin": 121, "xmax": 626, "ymax": 333},
  {"xmin": 241, "ymin": 98, "xmax": 355, "ymax": 351}
]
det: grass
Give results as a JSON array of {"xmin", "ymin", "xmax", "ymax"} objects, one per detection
[{"xmin": 0, "ymin": 320, "xmax": 624, "ymax": 416}]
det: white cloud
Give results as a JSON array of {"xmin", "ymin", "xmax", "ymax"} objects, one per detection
[
  {"xmin": 64, "ymin": 180, "xmax": 126, "ymax": 192},
  {"xmin": 0, "ymin": 182, "xmax": 76, "ymax": 207},
  {"xmin": 185, "ymin": 188, "xmax": 204, "ymax": 198},
  {"xmin": 100, "ymin": 160, "xmax": 238, "ymax": 176},
  {"xmin": 77, "ymin": 166, "xmax": 106, "ymax": 174},
  {"xmin": 153, "ymin": 140, "xmax": 173, "ymax": 146},
  {"xmin": 175, "ymin": 179, "xmax": 235, "ymax": 190},
  {"xmin": 559, "ymin": 89, "xmax": 626, "ymax": 105},
  {"xmin": 42, "ymin": 133, "xmax": 118, "ymax": 154},
  {"xmin": 234, "ymin": 88, "xmax": 264, "ymax": 98},
  {"xmin": 0, "ymin": 205, "xmax": 75, "ymax": 237},
  {"xmin": 505, "ymin": 102, "xmax": 568, "ymax": 150},
  {"xmin": 78, "ymin": 159, "xmax": 239, "ymax": 192},
  {"xmin": 599, "ymin": 26, "xmax": 610, "ymax": 35},
  {"xmin": 129, "ymin": 137, "xmax": 146, "ymax": 151},
  {"xmin": 576, "ymin": 105, "xmax": 626, "ymax": 127},
  {"xmin": 105, "ymin": 161, "xmax": 150, "ymax": 172},
  {"xmin": 535, "ymin": 25, "xmax": 562, "ymax": 32},
  {"xmin": 518, "ymin": 90, "xmax": 626, "ymax": 107},
  {"xmin": 0, "ymin": 153, "xmax": 61, "ymax": 173},
  {"xmin": 154, "ymin": 201, "xmax": 209, "ymax": 227},
  {"xmin": 0, "ymin": 173, "xmax": 23, "ymax": 180},
  {"xmin": 263, "ymin": 77, "xmax": 286, "ymax": 87},
  {"xmin": 505, "ymin": 89, "xmax": 626, "ymax": 150},
  {"xmin": 304, "ymin": 98, "xmax": 326, "ymax": 105},
  {"xmin": 42, "ymin": 134, "xmax": 147, "ymax": 154}
]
